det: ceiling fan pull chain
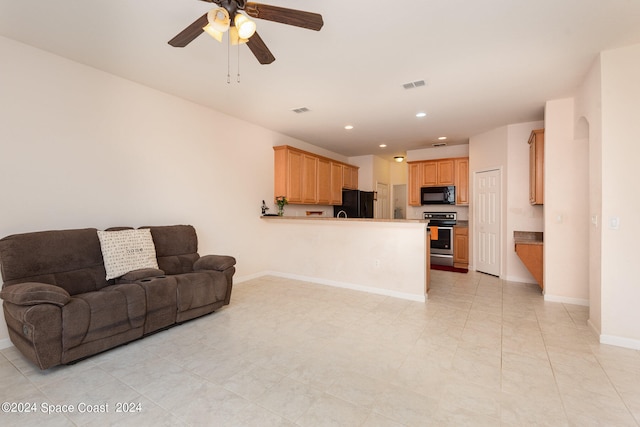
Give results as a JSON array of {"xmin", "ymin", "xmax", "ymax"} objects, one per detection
[
  {"xmin": 227, "ymin": 34, "xmax": 231, "ymax": 84},
  {"xmin": 237, "ymin": 42, "xmax": 241, "ymax": 83}
]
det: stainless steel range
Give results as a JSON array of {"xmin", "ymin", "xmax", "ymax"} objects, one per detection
[{"xmin": 424, "ymin": 212, "xmax": 457, "ymax": 267}]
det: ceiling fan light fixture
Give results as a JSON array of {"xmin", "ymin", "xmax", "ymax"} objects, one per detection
[
  {"xmin": 207, "ymin": 8, "xmax": 230, "ymax": 31},
  {"xmin": 203, "ymin": 8, "xmax": 230, "ymax": 42},
  {"xmin": 203, "ymin": 25, "xmax": 224, "ymax": 42},
  {"xmin": 229, "ymin": 26, "xmax": 249, "ymax": 45},
  {"xmin": 234, "ymin": 13, "xmax": 256, "ymax": 40}
]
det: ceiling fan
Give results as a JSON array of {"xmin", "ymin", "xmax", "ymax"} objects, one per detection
[{"xmin": 168, "ymin": 0, "xmax": 324, "ymax": 64}]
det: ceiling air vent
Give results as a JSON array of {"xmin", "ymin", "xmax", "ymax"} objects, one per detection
[
  {"xmin": 291, "ymin": 107, "xmax": 310, "ymax": 114},
  {"xmin": 432, "ymin": 142, "xmax": 447, "ymax": 147},
  {"xmin": 402, "ymin": 80, "xmax": 427, "ymax": 90}
]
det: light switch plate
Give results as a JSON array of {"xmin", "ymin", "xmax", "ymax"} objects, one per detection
[{"xmin": 609, "ymin": 217, "xmax": 620, "ymax": 230}]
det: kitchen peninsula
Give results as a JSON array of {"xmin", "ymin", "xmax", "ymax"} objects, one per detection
[{"xmin": 262, "ymin": 216, "xmax": 430, "ymax": 301}]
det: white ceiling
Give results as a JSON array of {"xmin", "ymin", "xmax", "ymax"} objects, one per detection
[{"xmin": 2, "ymin": 0, "xmax": 640, "ymax": 159}]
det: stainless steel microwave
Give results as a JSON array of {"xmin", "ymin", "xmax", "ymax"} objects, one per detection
[{"xmin": 421, "ymin": 186, "xmax": 456, "ymax": 205}]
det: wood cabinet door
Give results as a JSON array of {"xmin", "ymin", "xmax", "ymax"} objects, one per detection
[
  {"xmin": 408, "ymin": 163, "xmax": 421, "ymax": 206},
  {"xmin": 317, "ymin": 158, "xmax": 331, "ymax": 205},
  {"xmin": 287, "ymin": 150, "xmax": 304, "ymax": 203},
  {"xmin": 343, "ymin": 165, "xmax": 358, "ymax": 189},
  {"xmin": 302, "ymin": 154, "xmax": 318, "ymax": 204},
  {"xmin": 529, "ymin": 129, "xmax": 544, "ymax": 205},
  {"xmin": 453, "ymin": 226, "xmax": 469, "ymax": 267},
  {"xmin": 330, "ymin": 162, "xmax": 343, "ymax": 205},
  {"xmin": 437, "ymin": 159, "xmax": 455, "ymax": 185},
  {"xmin": 455, "ymin": 158, "xmax": 469, "ymax": 205},
  {"xmin": 420, "ymin": 162, "xmax": 438, "ymax": 186}
]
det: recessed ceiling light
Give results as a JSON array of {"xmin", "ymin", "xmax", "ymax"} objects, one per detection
[
  {"xmin": 438, "ymin": 136, "xmax": 447, "ymax": 140},
  {"xmin": 344, "ymin": 125, "xmax": 354, "ymax": 130},
  {"xmin": 416, "ymin": 112, "xmax": 427, "ymax": 118},
  {"xmin": 379, "ymin": 144, "xmax": 387, "ymax": 148}
]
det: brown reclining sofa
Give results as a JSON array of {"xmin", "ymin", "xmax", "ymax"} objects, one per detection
[{"xmin": 0, "ymin": 225, "xmax": 235, "ymax": 370}]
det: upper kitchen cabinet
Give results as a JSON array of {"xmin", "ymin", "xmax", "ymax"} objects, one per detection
[
  {"xmin": 318, "ymin": 159, "xmax": 344, "ymax": 205},
  {"xmin": 408, "ymin": 162, "xmax": 421, "ymax": 206},
  {"xmin": 274, "ymin": 145, "xmax": 358, "ymax": 205},
  {"xmin": 455, "ymin": 158, "xmax": 469, "ymax": 205},
  {"xmin": 420, "ymin": 159, "xmax": 454, "ymax": 186},
  {"xmin": 342, "ymin": 164, "xmax": 359, "ymax": 190},
  {"xmin": 408, "ymin": 157, "xmax": 469, "ymax": 206},
  {"xmin": 528, "ymin": 129, "xmax": 544, "ymax": 205}
]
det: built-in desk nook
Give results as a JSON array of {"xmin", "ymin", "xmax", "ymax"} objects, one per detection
[{"xmin": 514, "ymin": 231, "xmax": 544, "ymax": 290}]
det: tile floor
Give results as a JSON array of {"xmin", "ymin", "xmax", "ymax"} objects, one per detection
[{"xmin": 1, "ymin": 271, "xmax": 639, "ymax": 426}]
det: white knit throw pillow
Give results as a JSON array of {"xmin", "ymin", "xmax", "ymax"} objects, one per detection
[{"xmin": 97, "ymin": 229, "xmax": 159, "ymax": 280}]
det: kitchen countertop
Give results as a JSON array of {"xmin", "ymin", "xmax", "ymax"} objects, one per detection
[
  {"xmin": 261, "ymin": 216, "xmax": 429, "ymax": 224},
  {"xmin": 514, "ymin": 231, "xmax": 544, "ymax": 245}
]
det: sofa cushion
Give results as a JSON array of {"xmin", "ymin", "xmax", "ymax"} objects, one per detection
[
  {"xmin": 194, "ymin": 255, "xmax": 236, "ymax": 271},
  {"xmin": 97, "ymin": 229, "xmax": 159, "ymax": 280},
  {"xmin": 62, "ymin": 284, "xmax": 145, "ymax": 350},
  {"xmin": 142, "ymin": 225, "xmax": 199, "ymax": 275},
  {"xmin": 0, "ymin": 283, "xmax": 70, "ymax": 307},
  {"xmin": 0, "ymin": 228, "xmax": 109, "ymax": 294},
  {"xmin": 174, "ymin": 272, "xmax": 221, "ymax": 312}
]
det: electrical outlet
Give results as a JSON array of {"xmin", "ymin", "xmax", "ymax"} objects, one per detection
[{"xmin": 374, "ymin": 259, "xmax": 381, "ymax": 268}]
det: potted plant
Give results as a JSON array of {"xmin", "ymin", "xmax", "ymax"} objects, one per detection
[{"xmin": 275, "ymin": 196, "xmax": 288, "ymax": 216}]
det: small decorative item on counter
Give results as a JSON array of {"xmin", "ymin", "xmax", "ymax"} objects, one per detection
[{"xmin": 275, "ymin": 196, "xmax": 288, "ymax": 216}]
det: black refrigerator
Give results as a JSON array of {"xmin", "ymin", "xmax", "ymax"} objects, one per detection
[{"xmin": 334, "ymin": 190, "xmax": 375, "ymax": 218}]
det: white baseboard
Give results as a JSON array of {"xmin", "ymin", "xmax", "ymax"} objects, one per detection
[
  {"xmin": 0, "ymin": 337, "xmax": 12, "ymax": 350},
  {"xmin": 587, "ymin": 318, "xmax": 601, "ymax": 337},
  {"xmin": 600, "ymin": 334, "xmax": 640, "ymax": 350},
  {"xmin": 504, "ymin": 274, "xmax": 538, "ymax": 284},
  {"xmin": 543, "ymin": 293, "xmax": 589, "ymax": 307},
  {"xmin": 234, "ymin": 271, "xmax": 267, "ymax": 284},
  {"xmin": 259, "ymin": 271, "xmax": 426, "ymax": 303}
]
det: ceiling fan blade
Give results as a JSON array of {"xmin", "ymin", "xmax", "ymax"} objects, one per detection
[
  {"xmin": 246, "ymin": 32, "xmax": 276, "ymax": 64},
  {"xmin": 244, "ymin": 2, "xmax": 324, "ymax": 31},
  {"xmin": 168, "ymin": 13, "xmax": 209, "ymax": 47}
]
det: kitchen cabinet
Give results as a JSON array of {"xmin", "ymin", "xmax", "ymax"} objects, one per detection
[
  {"xmin": 342, "ymin": 165, "xmax": 358, "ymax": 190},
  {"xmin": 274, "ymin": 145, "xmax": 358, "ymax": 205},
  {"xmin": 453, "ymin": 226, "xmax": 469, "ymax": 269},
  {"xmin": 455, "ymin": 158, "xmax": 469, "ymax": 205},
  {"xmin": 408, "ymin": 162, "xmax": 421, "ymax": 206},
  {"xmin": 318, "ymin": 159, "xmax": 344, "ymax": 205},
  {"xmin": 529, "ymin": 129, "xmax": 544, "ymax": 205},
  {"xmin": 420, "ymin": 159, "xmax": 454, "ymax": 186},
  {"xmin": 408, "ymin": 157, "xmax": 469, "ymax": 206},
  {"xmin": 330, "ymin": 162, "xmax": 343, "ymax": 205}
]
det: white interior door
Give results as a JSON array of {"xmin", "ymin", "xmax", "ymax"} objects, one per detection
[
  {"xmin": 375, "ymin": 182, "xmax": 389, "ymax": 219},
  {"xmin": 476, "ymin": 169, "xmax": 501, "ymax": 276}
]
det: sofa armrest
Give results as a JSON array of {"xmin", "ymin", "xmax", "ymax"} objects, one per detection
[
  {"xmin": 119, "ymin": 268, "xmax": 165, "ymax": 281},
  {"xmin": 194, "ymin": 255, "xmax": 236, "ymax": 272},
  {"xmin": 0, "ymin": 283, "xmax": 71, "ymax": 307}
]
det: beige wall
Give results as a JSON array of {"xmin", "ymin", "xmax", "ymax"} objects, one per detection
[
  {"xmin": 575, "ymin": 56, "xmax": 603, "ymax": 334},
  {"xmin": 543, "ymin": 98, "xmax": 590, "ymax": 304},
  {"xmin": 265, "ymin": 219, "xmax": 428, "ymax": 300},
  {"xmin": 599, "ymin": 44, "xmax": 640, "ymax": 347}
]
